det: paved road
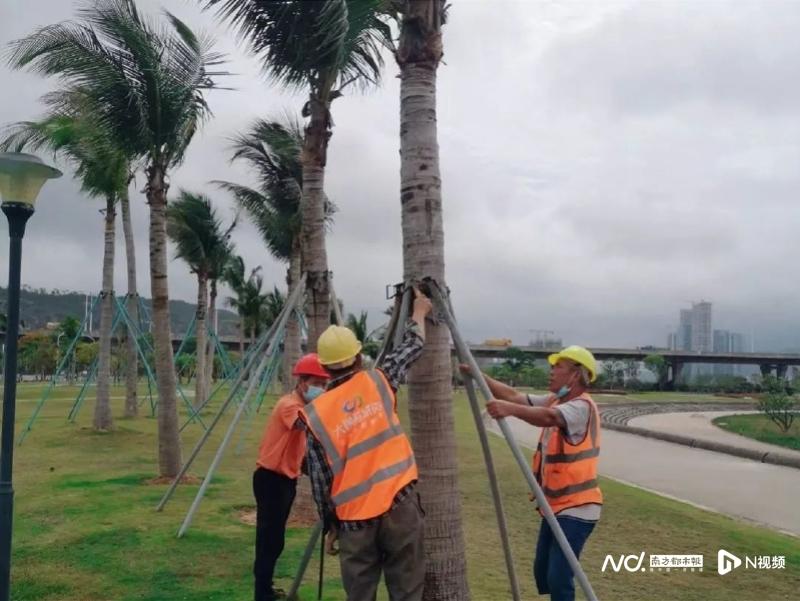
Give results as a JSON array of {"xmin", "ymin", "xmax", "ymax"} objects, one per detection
[
  {"xmin": 629, "ymin": 410, "xmax": 800, "ymax": 459},
  {"xmin": 487, "ymin": 415, "xmax": 800, "ymax": 537}
]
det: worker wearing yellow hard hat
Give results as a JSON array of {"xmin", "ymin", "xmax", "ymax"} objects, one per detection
[
  {"xmin": 464, "ymin": 345, "xmax": 602, "ymax": 601},
  {"xmin": 300, "ymin": 288, "xmax": 432, "ymax": 601}
]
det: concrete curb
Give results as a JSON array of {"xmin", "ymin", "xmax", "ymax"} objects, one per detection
[{"xmin": 602, "ymin": 422, "xmax": 800, "ymax": 470}]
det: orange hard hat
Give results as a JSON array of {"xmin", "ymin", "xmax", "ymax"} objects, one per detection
[{"xmin": 292, "ymin": 353, "xmax": 329, "ymax": 379}]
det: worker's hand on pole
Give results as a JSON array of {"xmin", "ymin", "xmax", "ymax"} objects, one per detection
[
  {"xmin": 324, "ymin": 528, "xmax": 339, "ymax": 556},
  {"xmin": 411, "ymin": 286, "xmax": 433, "ymax": 339},
  {"xmin": 486, "ymin": 398, "xmax": 517, "ymax": 419},
  {"xmin": 459, "ymin": 363, "xmax": 477, "ymax": 377}
]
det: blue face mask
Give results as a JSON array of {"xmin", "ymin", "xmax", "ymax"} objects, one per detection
[
  {"xmin": 556, "ymin": 385, "xmax": 570, "ymax": 399},
  {"xmin": 304, "ymin": 386, "xmax": 325, "ymax": 402}
]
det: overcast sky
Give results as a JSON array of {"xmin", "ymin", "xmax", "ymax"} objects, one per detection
[{"xmin": 1, "ymin": 0, "xmax": 799, "ymax": 351}]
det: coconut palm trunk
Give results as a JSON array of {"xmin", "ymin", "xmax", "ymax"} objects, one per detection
[
  {"xmin": 283, "ymin": 242, "xmax": 303, "ymax": 391},
  {"xmin": 120, "ymin": 185, "xmax": 139, "ymax": 417},
  {"xmin": 398, "ymin": 2, "xmax": 469, "ymax": 599},
  {"xmin": 147, "ymin": 164, "xmax": 181, "ymax": 477},
  {"xmin": 300, "ymin": 97, "xmax": 331, "ymax": 352},
  {"xmin": 194, "ymin": 273, "xmax": 209, "ymax": 410},
  {"xmin": 93, "ymin": 194, "xmax": 116, "ymax": 431},
  {"xmin": 205, "ymin": 279, "xmax": 217, "ymax": 389}
]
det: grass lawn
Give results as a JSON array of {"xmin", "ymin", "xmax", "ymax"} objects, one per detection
[
  {"xmin": 713, "ymin": 413, "xmax": 800, "ymax": 451},
  {"xmin": 8, "ymin": 381, "xmax": 800, "ymax": 600}
]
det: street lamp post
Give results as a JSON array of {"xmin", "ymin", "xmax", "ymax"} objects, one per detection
[{"xmin": 0, "ymin": 152, "xmax": 61, "ymax": 601}]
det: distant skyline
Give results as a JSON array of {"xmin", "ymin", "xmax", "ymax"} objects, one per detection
[{"xmin": 2, "ymin": 1, "xmax": 799, "ymax": 352}]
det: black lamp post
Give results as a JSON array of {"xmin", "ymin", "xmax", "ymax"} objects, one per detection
[{"xmin": 0, "ymin": 152, "xmax": 61, "ymax": 601}]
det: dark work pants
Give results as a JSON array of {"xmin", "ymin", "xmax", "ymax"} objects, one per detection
[
  {"xmin": 534, "ymin": 516, "xmax": 596, "ymax": 601},
  {"xmin": 253, "ymin": 468, "xmax": 297, "ymax": 601},
  {"xmin": 337, "ymin": 493, "xmax": 425, "ymax": 601}
]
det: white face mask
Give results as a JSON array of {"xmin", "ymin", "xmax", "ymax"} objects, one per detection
[{"xmin": 303, "ymin": 385, "xmax": 325, "ymax": 402}]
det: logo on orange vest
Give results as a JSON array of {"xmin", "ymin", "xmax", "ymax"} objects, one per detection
[
  {"xmin": 334, "ymin": 400, "xmax": 383, "ymax": 438},
  {"xmin": 343, "ymin": 395, "xmax": 366, "ymax": 413}
]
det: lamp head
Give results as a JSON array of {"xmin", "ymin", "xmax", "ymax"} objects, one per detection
[{"xmin": 0, "ymin": 152, "xmax": 62, "ymax": 210}]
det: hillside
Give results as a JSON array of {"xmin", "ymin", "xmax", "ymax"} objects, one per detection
[{"xmin": 0, "ymin": 286, "xmax": 240, "ymax": 336}]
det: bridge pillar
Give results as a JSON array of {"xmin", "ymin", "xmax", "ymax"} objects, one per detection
[
  {"xmin": 666, "ymin": 361, "xmax": 683, "ymax": 390},
  {"xmin": 760, "ymin": 364, "xmax": 773, "ymax": 377},
  {"xmin": 776, "ymin": 364, "xmax": 788, "ymax": 380}
]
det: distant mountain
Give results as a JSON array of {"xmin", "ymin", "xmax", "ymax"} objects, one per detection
[{"xmin": 0, "ymin": 286, "xmax": 240, "ymax": 337}]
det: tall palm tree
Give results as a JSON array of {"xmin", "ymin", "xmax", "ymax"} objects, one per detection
[
  {"xmin": 225, "ymin": 259, "xmax": 269, "ymax": 348},
  {"xmin": 204, "ymin": 0, "xmax": 391, "ymax": 350},
  {"xmin": 119, "ymin": 175, "xmax": 139, "ymax": 418},
  {"xmin": 9, "ymin": 0, "xmax": 226, "ymax": 475},
  {"xmin": 223, "ymin": 255, "xmax": 249, "ymax": 355},
  {"xmin": 395, "ymin": 2, "xmax": 469, "ymax": 599},
  {"xmin": 1, "ymin": 109, "xmax": 128, "ymax": 432},
  {"xmin": 167, "ymin": 191, "xmax": 232, "ymax": 409},
  {"xmin": 214, "ymin": 115, "xmax": 305, "ymax": 390},
  {"xmin": 204, "ymin": 217, "xmax": 236, "ymax": 392}
]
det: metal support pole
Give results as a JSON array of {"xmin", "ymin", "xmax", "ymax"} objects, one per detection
[
  {"xmin": 156, "ymin": 315, "xmax": 280, "ymax": 511},
  {"xmin": 175, "ymin": 282, "xmax": 305, "ymax": 537},
  {"xmin": 0, "ymin": 204, "xmax": 33, "ymax": 601},
  {"xmin": 287, "ymin": 521, "xmax": 323, "ymax": 601},
  {"xmin": 462, "ymin": 375, "xmax": 521, "ymax": 601},
  {"xmin": 432, "ymin": 284, "xmax": 599, "ymax": 601}
]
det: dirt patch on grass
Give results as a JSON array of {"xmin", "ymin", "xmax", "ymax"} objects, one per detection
[{"xmin": 236, "ymin": 478, "xmax": 319, "ymax": 527}]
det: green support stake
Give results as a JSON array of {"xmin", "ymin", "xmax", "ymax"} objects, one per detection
[{"xmin": 17, "ymin": 295, "xmax": 101, "ymax": 445}]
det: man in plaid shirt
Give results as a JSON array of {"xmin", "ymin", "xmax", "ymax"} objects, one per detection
[{"xmin": 301, "ymin": 288, "xmax": 432, "ymax": 601}]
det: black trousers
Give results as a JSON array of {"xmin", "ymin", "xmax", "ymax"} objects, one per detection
[{"xmin": 253, "ymin": 468, "xmax": 297, "ymax": 601}]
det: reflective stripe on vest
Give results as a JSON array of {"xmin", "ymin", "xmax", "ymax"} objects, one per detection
[
  {"xmin": 301, "ymin": 369, "xmax": 418, "ymax": 521},
  {"xmin": 531, "ymin": 395, "xmax": 602, "ymax": 512}
]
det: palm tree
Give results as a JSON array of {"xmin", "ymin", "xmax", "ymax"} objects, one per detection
[
  {"xmin": 1, "ymin": 109, "xmax": 128, "ymax": 432},
  {"xmin": 119, "ymin": 175, "xmax": 139, "ymax": 418},
  {"xmin": 9, "ymin": 0, "xmax": 226, "ymax": 475},
  {"xmin": 204, "ymin": 0, "xmax": 391, "ymax": 350},
  {"xmin": 225, "ymin": 258, "xmax": 269, "ymax": 348},
  {"xmin": 167, "ymin": 191, "xmax": 232, "ymax": 409},
  {"xmin": 395, "ymin": 2, "xmax": 469, "ymax": 598},
  {"xmin": 214, "ymin": 115, "xmax": 305, "ymax": 390},
  {"xmin": 346, "ymin": 310, "xmax": 379, "ymax": 360},
  {"xmin": 223, "ymin": 255, "xmax": 249, "ymax": 355}
]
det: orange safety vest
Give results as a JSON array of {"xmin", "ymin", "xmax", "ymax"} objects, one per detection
[
  {"xmin": 531, "ymin": 394, "xmax": 603, "ymax": 514},
  {"xmin": 300, "ymin": 369, "xmax": 418, "ymax": 522}
]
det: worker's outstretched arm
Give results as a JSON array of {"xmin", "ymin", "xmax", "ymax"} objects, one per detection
[
  {"xmin": 379, "ymin": 288, "xmax": 431, "ymax": 390},
  {"xmin": 485, "ymin": 399, "xmax": 566, "ymax": 429},
  {"xmin": 459, "ymin": 365, "xmax": 553, "ymax": 406}
]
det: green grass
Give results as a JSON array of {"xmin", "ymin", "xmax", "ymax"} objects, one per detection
[
  {"xmin": 713, "ymin": 413, "xmax": 800, "ymax": 451},
  {"xmin": 8, "ymin": 381, "xmax": 800, "ymax": 600}
]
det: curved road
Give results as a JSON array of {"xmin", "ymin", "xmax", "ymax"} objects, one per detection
[{"xmin": 488, "ymin": 414, "xmax": 800, "ymax": 537}]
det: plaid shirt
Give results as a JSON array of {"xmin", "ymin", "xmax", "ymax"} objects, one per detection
[{"xmin": 304, "ymin": 320, "xmax": 424, "ymax": 532}]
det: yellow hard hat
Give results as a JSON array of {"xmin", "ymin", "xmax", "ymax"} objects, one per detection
[
  {"xmin": 548, "ymin": 345, "xmax": 597, "ymax": 382},
  {"xmin": 317, "ymin": 325, "xmax": 362, "ymax": 369}
]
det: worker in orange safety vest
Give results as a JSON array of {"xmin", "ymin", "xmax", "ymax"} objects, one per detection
[
  {"xmin": 465, "ymin": 345, "xmax": 602, "ymax": 601},
  {"xmin": 253, "ymin": 353, "xmax": 329, "ymax": 601},
  {"xmin": 300, "ymin": 287, "xmax": 432, "ymax": 601}
]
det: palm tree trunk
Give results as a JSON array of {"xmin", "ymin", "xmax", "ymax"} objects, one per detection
[
  {"xmin": 93, "ymin": 194, "xmax": 116, "ymax": 431},
  {"xmin": 194, "ymin": 273, "xmax": 208, "ymax": 410},
  {"xmin": 239, "ymin": 319, "xmax": 245, "ymax": 356},
  {"xmin": 205, "ymin": 279, "xmax": 217, "ymax": 390},
  {"xmin": 300, "ymin": 95, "xmax": 331, "ymax": 351},
  {"xmin": 398, "ymin": 3, "xmax": 469, "ymax": 599},
  {"xmin": 283, "ymin": 242, "xmax": 303, "ymax": 392},
  {"xmin": 146, "ymin": 163, "xmax": 182, "ymax": 477},
  {"xmin": 120, "ymin": 185, "xmax": 139, "ymax": 418}
]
